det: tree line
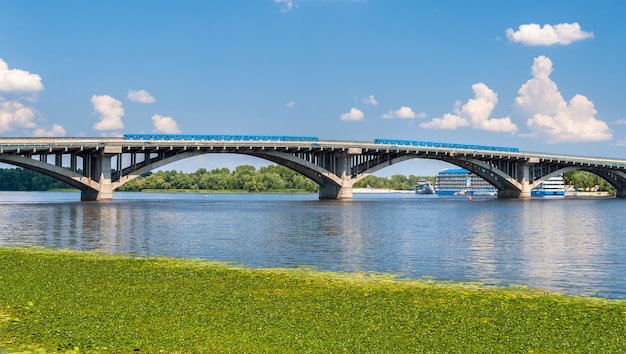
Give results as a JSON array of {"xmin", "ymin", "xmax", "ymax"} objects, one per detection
[
  {"xmin": 0, "ymin": 168, "xmax": 71, "ymax": 191},
  {"xmin": 0, "ymin": 166, "xmax": 616, "ymax": 193},
  {"xmin": 116, "ymin": 165, "xmax": 319, "ymax": 192}
]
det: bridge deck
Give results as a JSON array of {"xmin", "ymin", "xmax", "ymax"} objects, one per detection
[{"xmin": 1, "ymin": 137, "xmax": 626, "ymax": 200}]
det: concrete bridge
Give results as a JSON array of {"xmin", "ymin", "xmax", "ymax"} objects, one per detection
[{"xmin": 1, "ymin": 136, "xmax": 626, "ymax": 201}]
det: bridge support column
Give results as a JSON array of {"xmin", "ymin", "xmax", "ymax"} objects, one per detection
[
  {"xmin": 518, "ymin": 164, "xmax": 532, "ymax": 199},
  {"xmin": 318, "ymin": 151, "xmax": 355, "ymax": 200},
  {"xmin": 80, "ymin": 147, "xmax": 119, "ymax": 201},
  {"xmin": 319, "ymin": 177, "xmax": 353, "ymax": 200},
  {"xmin": 497, "ymin": 163, "xmax": 532, "ymax": 199}
]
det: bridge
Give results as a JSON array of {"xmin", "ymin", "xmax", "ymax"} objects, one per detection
[{"xmin": 1, "ymin": 136, "xmax": 626, "ymax": 201}]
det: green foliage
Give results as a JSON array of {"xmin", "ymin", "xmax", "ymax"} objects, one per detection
[
  {"xmin": 0, "ymin": 168, "xmax": 71, "ymax": 191},
  {"xmin": 564, "ymin": 170, "xmax": 616, "ymax": 194},
  {"xmin": 1, "ymin": 248, "xmax": 625, "ymax": 353},
  {"xmin": 0, "ymin": 166, "xmax": 618, "ymax": 194},
  {"xmin": 117, "ymin": 164, "xmax": 319, "ymax": 193},
  {"xmin": 354, "ymin": 174, "xmax": 434, "ymax": 190}
]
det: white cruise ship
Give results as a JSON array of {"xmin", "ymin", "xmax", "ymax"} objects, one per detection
[
  {"xmin": 531, "ymin": 175, "xmax": 565, "ymax": 197},
  {"xmin": 435, "ymin": 169, "xmax": 497, "ymax": 196}
]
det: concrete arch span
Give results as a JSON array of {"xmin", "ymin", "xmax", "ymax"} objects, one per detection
[
  {"xmin": 359, "ymin": 154, "xmax": 527, "ymax": 198},
  {"xmin": 540, "ymin": 167, "xmax": 626, "ymax": 197},
  {"xmin": 442, "ymin": 156, "xmax": 526, "ymax": 198},
  {"xmin": 112, "ymin": 149, "xmax": 352, "ymax": 200},
  {"xmin": 0, "ymin": 154, "xmax": 100, "ymax": 193}
]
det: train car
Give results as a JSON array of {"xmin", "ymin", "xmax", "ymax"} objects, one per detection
[
  {"xmin": 374, "ymin": 138, "xmax": 519, "ymax": 153},
  {"xmin": 123, "ymin": 134, "xmax": 319, "ymax": 142}
]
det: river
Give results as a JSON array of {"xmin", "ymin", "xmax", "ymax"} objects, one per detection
[{"xmin": 1, "ymin": 191, "xmax": 624, "ymax": 299}]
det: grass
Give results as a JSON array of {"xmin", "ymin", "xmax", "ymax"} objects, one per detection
[{"xmin": 1, "ymin": 247, "xmax": 625, "ymax": 353}]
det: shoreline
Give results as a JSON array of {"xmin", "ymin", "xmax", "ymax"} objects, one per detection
[{"xmin": 353, "ymin": 188, "xmax": 414, "ymax": 194}]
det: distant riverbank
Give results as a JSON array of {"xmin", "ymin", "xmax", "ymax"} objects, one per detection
[{"xmin": 353, "ymin": 188, "xmax": 414, "ymax": 194}]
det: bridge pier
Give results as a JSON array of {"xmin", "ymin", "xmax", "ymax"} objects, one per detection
[
  {"xmin": 518, "ymin": 164, "xmax": 533, "ymax": 199},
  {"xmin": 80, "ymin": 147, "xmax": 119, "ymax": 201},
  {"xmin": 317, "ymin": 150, "xmax": 359, "ymax": 200},
  {"xmin": 319, "ymin": 180, "xmax": 353, "ymax": 199}
]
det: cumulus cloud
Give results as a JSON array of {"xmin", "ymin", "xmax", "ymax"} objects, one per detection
[
  {"xmin": 92, "ymin": 95, "xmax": 124, "ymax": 131},
  {"xmin": 515, "ymin": 56, "xmax": 611, "ymax": 143},
  {"xmin": 0, "ymin": 58, "xmax": 43, "ymax": 93},
  {"xmin": 420, "ymin": 111, "xmax": 470, "ymax": 130},
  {"xmin": 0, "ymin": 99, "xmax": 37, "ymax": 133},
  {"xmin": 0, "ymin": 59, "xmax": 71, "ymax": 136},
  {"xmin": 362, "ymin": 94, "xmax": 378, "ymax": 106},
  {"xmin": 152, "ymin": 114, "xmax": 181, "ymax": 134},
  {"xmin": 420, "ymin": 84, "xmax": 518, "ymax": 133},
  {"xmin": 127, "ymin": 89, "xmax": 156, "ymax": 103},
  {"xmin": 33, "ymin": 124, "xmax": 66, "ymax": 137},
  {"xmin": 382, "ymin": 106, "xmax": 417, "ymax": 119},
  {"xmin": 275, "ymin": 0, "xmax": 293, "ymax": 13},
  {"xmin": 340, "ymin": 108, "xmax": 364, "ymax": 121},
  {"xmin": 506, "ymin": 22, "xmax": 593, "ymax": 46}
]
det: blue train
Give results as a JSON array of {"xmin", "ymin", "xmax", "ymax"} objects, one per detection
[
  {"xmin": 123, "ymin": 134, "xmax": 319, "ymax": 142},
  {"xmin": 374, "ymin": 138, "xmax": 519, "ymax": 153}
]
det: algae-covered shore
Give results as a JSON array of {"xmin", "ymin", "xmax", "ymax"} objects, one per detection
[{"xmin": 1, "ymin": 247, "xmax": 624, "ymax": 353}]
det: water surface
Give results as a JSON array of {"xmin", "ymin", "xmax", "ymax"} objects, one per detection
[{"xmin": 1, "ymin": 191, "xmax": 624, "ymax": 298}]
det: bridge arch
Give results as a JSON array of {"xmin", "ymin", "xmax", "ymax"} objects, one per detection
[
  {"xmin": 546, "ymin": 166, "xmax": 626, "ymax": 197},
  {"xmin": 359, "ymin": 154, "xmax": 526, "ymax": 197},
  {"xmin": 0, "ymin": 154, "xmax": 100, "ymax": 192}
]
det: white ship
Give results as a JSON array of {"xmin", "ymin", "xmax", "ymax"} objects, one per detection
[
  {"xmin": 415, "ymin": 178, "xmax": 435, "ymax": 194},
  {"xmin": 435, "ymin": 169, "xmax": 497, "ymax": 196},
  {"xmin": 531, "ymin": 175, "xmax": 565, "ymax": 197}
]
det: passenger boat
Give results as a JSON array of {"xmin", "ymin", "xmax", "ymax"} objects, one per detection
[
  {"xmin": 415, "ymin": 178, "xmax": 435, "ymax": 194},
  {"xmin": 531, "ymin": 175, "xmax": 565, "ymax": 197}
]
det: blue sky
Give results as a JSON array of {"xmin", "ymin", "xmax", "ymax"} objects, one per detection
[{"xmin": 1, "ymin": 0, "xmax": 625, "ymax": 176}]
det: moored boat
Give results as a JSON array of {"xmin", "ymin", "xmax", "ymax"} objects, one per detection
[
  {"xmin": 415, "ymin": 178, "xmax": 435, "ymax": 194},
  {"xmin": 531, "ymin": 175, "xmax": 565, "ymax": 197},
  {"xmin": 434, "ymin": 169, "xmax": 497, "ymax": 196}
]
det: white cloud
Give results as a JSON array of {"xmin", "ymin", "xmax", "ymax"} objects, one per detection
[
  {"xmin": 362, "ymin": 94, "xmax": 378, "ymax": 106},
  {"xmin": 420, "ymin": 84, "xmax": 518, "ymax": 133},
  {"xmin": 515, "ymin": 56, "xmax": 611, "ymax": 143},
  {"xmin": 0, "ymin": 99, "xmax": 37, "ymax": 133},
  {"xmin": 33, "ymin": 124, "xmax": 66, "ymax": 137},
  {"xmin": 420, "ymin": 113, "xmax": 470, "ymax": 130},
  {"xmin": 0, "ymin": 58, "xmax": 43, "ymax": 93},
  {"xmin": 506, "ymin": 22, "xmax": 593, "ymax": 46},
  {"xmin": 91, "ymin": 95, "xmax": 124, "ymax": 131},
  {"xmin": 286, "ymin": 101, "xmax": 295, "ymax": 109},
  {"xmin": 152, "ymin": 114, "xmax": 181, "ymax": 134},
  {"xmin": 382, "ymin": 106, "xmax": 417, "ymax": 119},
  {"xmin": 275, "ymin": 0, "xmax": 293, "ymax": 13},
  {"xmin": 127, "ymin": 89, "xmax": 156, "ymax": 103},
  {"xmin": 340, "ymin": 108, "xmax": 364, "ymax": 121},
  {"xmin": 463, "ymin": 83, "xmax": 518, "ymax": 133}
]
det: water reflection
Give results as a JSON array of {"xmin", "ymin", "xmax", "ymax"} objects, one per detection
[{"xmin": 0, "ymin": 192, "xmax": 625, "ymax": 298}]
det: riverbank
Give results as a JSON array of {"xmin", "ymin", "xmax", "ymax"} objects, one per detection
[
  {"xmin": 1, "ymin": 247, "xmax": 624, "ymax": 353},
  {"xmin": 353, "ymin": 188, "xmax": 414, "ymax": 194}
]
